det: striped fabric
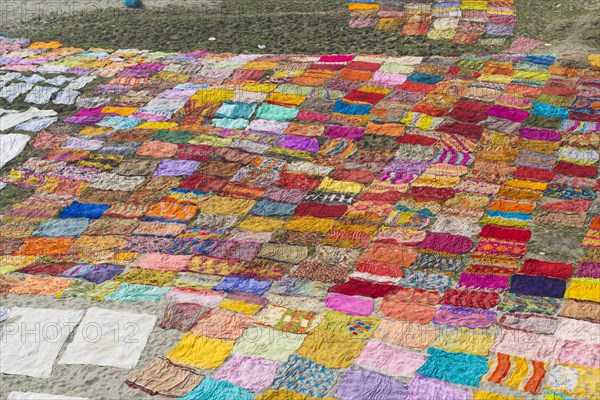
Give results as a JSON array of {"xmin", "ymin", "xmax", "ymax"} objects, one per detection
[{"xmin": 484, "ymin": 353, "xmax": 547, "ymax": 394}]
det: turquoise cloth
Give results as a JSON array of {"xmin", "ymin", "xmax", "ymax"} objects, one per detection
[
  {"xmin": 211, "ymin": 118, "xmax": 249, "ymax": 129},
  {"xmin": 214, "ymin": 102, "xmax": 257, "ymax": 119},
  {"xmin": 255, "ymin": 103, "xmax": 299, "ymax": 121},
  {"xmin": 416, "ymin": 347, "xmax": 489, "ymax": 388},
  {"xmin": 178, "ymin": 377, "xmax": 253, "ymax": 400},
  {"xmin": 104, "ymin": 283, "xmax": 170, "ymax": 302}
]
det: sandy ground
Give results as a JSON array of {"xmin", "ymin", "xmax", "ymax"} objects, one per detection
[
  {"xmin": 0, "ymin": 295, "xmax": 182, "ymax": 400},
  {"xmin": 1, "ymin": 0, "xmax": 217, "ymax": 26}
]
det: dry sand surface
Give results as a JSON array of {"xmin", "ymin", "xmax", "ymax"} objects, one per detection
[{"xmin": 0, "ymin": 295, "xmax": 183, "ymax": 400}]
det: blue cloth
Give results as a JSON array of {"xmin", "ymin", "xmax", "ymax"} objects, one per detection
[
  {"xmin": 59, "ymin": 202, "xmax": 110, "ymax": 219},
  {"xmin": 213, "ymin": 276, "xmax": 272, "ymax": 295},
  {"xmin": 407, "ymin": 73, "xmax": 444, "ymax": 85},
  {"xmin": 509, "ymin": 274, "xmax": 566, "ymax": 298},
  {"xmin": 487, "ymin": 210, "xmax": 532, "ymax": 221},
  {"xmin": 532, "ymin": 102, "xmax": 569, "ymax": 119},
  {"xmin": 416, "ymin": 347, "xmax": 489, "ymax": 387},
  {"xmin": 333, "ymin": 100, "xmax": 372, "ymax": 116},
  {"xmin": 250, "ymin": 199, "xmax": 297, "ymax": 216},
  {"xmin": 178, "ymin": 378, "xmax": 253, "ymax": 400},
  {"xmin": 33, "ymin": 218, "xmax": 89, "ymax": 237}
]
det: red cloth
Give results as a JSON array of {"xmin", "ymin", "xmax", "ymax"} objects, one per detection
[
  {"xmin": 293, "ymin": 202, "xmax": 347, "ymax": 218},
  {"xmin": 405, "ymin": 186, "xmax": 455, "ymax": 202},
  {"xmin": 277, "ymin": 172, "xmax": 321, "ymax": 190},
  {"xmin": 397, "ymin": 81, "xmax": 435, "ymax": 93},
  {"xmin": 447, "ymin": 100, "xmax": 491, "ymax": 123},
  {"xmin": 441, "ymin": 289, "xmax": 501, "ymax": 309},
  {"xmin": 513, "ymin": 166, "xmax": 554, "ymax": 182},
  {"xmin": 346, "ymin": 61, "xmax": 382, "ymax": 71},
  {"xmin": 358, "ymin": 191, "xmax": 403, "ymax": 203},
  {"xmin": 520, "ymin": 259, "xmax": 573, "ymax": 280},
  {"xmin": 553, "ymin": 161, "xmax": 598, "ymax": 178},
  {"xmin": 438, "ymin": 122, "xmax": 484, "ymax": 140},
  {"xmin": 332, "ymin": 167, "xmax": 374, "ymax": 184},
  {"xmin": 395, "ymin": 134, "xmax": 439, "ymax": 146},
  {"xmin": 479, "ymin": 224, "xmax": 531, "ymax": 243},
  {"xmin": 176, "ymin": 144, "xmax": 213, "ymax": 162},
  {"xmin": 17, "ymin": 262, "xmax": 76, "ymax": 276},
  {"xmin": 179, "ymin": 174, "xmax": 228, "ymax": 192},
  {"xmin": 344, "ymin": 90, "xmax": 386, "ymax": 104},
  {"xmin": 328, "ymin": 278, "xmax": 398, "ymax": 298}
]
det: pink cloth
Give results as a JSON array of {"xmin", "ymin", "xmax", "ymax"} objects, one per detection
[
  {"xmin": 507, "ymin": 37, "xmax": 545, "ymax": 54},
  {"xmin": 491, "ymin": 329, "xmax": 562, "ymax": 363},
  {"xmin": 356, "ymin": 340, "xmax": 427, "ymax": 377},
  {"xmin": 213, "ymin": 354, "xmax": 280, "ymax": 392},
  {"xmin": 135, "ymin": 253, "xmax": 191, "ymax": 271}
]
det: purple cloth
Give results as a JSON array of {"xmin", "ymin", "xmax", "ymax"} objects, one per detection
[
  {"xmin": 487, "ymin": 105, "xmax": 529, "ymax": 122},
  {"xmin": 509, "ymin": 275, "xmax": 566, "ymax": 298},
  {"xmin": 433, "ymin": 305, "xmax": 497, "ymax": 329},
  {"xmin": 457, "ymin": 273, "xmax": 509, "ymax": 291},
  {"xmin": 335, "ymin": 369, "xmax": 409, "ymax": 400},
  {"xmin": 153, "ymin": 159, "xmax": 200, "ymax": 177},
  {"xmin": 324, "ymin": 125, "xmax": 364, "ymax": 141},
  {"xmin": 520, "ymin": 127, "xmax": 562, "ymax": 142},
  {"xmin": 62, "ymin": 263, "xmax": 125, "ymax": 283},
  {"xmin": 277, "ymin": 135, "xmax": 320, "ymax": 152},
  {"xmin": 407, "ymin": 375, "xmax": 473, "ymax": 400},
  {"xmin": 213, "ymin": 276, "xmax": 272, "ymax": 295}
]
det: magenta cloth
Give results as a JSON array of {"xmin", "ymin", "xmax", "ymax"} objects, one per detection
[
  {"xmin": 433, "ymin": 305, "xmax": 497, "ymax": 328},
  {"xmin": 457, "ymin": 273, "xmax": 509, "ymax": 291},
  {"xmin": 335, "ymin": 369, "xmax": 409, "ymax": 400},
  {"xmin": 153, "ymin": 159, "xmax": 200, "ymax": 177},
  {"xmin": 487, "ymin": 105, "xmax": 529, "ymax": 122},
  {"xmin": 407, "ymin": 375, "xmax": 473, "ymax": 400},
  {"xmin": 520, "ymin": 127, "xmax": 562, "ymax": 142},
  {"xmin": 324, "ymin": 125, "xmax": 364, "ymax": 141},
  {"xmin": 417, "ymin": 232, "xmax": 473, "ymax": 254},
  {"xmin": 325, "ymin": 293, "xmax": 374, "ymax": 316},
  {"xmin": 576, "ymin": 262, "xmax": 600, "ymax": 279},
  {"xmin": 319, "ymin": 55, "xmax": 355, "ymax": 63},
  {"xmin": 277, "ymin": 135, "xmax": 320, "ymax": 152}
]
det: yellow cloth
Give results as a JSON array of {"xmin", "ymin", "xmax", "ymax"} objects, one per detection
[
  {"xmin": 565, "ymin": 279, "xmax": 600, "ymax": 303},
  {"xmin": 317, "ymin": 177, "xmax": 364, "ymax": 195},
  {"xmin": 199, "ymin": 196, "xmax": 256, "ymax": 215},
  {"xmin": 297, "ymin": 329, "xmax": 365, "ymax": 369},
  {"xmin": 219, "ymin": 298, "xmax": 263, "ymax": 315},
  {"xmin": 166, "ymin": 333, "xmax": 233, "ymax": 369},
  {"xmin": 238, "ymin": 216, "xmax": 285, "ymax": 232}
]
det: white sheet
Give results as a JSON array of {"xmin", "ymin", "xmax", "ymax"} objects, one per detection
[
  {"xmin": 0, "ymin": 307, "xmax": 84, "ymax": 378},
  {"xmin": 7, "ymin": 392, "xmax": 89, "ymax": 400},
  {"xmin": 58, "ymin": 307, "xmax": 156, "ymax": 369},
  {"xmin": 0, "ymin": 107, "xmax": 57, "ymax": 131},
  {"xmin": 0, "ymin": 133, "xmax": 31, "ymax": 168}
]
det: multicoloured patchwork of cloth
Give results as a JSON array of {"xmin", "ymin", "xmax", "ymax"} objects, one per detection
[{"xmin": 1, "ymin": 37, "xmax": 599, "ymax": 400}]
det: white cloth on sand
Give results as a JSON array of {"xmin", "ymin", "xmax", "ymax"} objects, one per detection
[
  {"xmin": 0, "ymin": 133, "xmax": 31, "ymax": 168},
  {"xmin": 0, "ymin": 307, "xmax": 84, "ymax": 378},
  {"xmin": 59, "ymin": 307, "xmax": 156, "ymax": 369},
  {"xmin": 0, "ymin": 107, "xmax": 57, "ymax": 131}
]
